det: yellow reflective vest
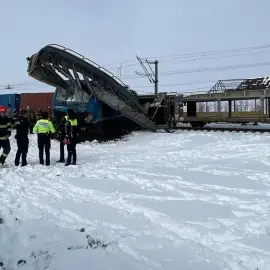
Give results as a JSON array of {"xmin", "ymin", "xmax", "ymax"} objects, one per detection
[
  {"xmin": 68, "ymin": 119, "xmax": 77, "ymax": 126},
  {"xmin": 33, "ymin": 119, "xmax": 56, "ymax": 134},
  {"xmin": 65, "ymin": 118, "xmax": 78, "ymax": 137}
]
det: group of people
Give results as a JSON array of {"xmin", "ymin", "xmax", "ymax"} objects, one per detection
[{"xmin": 0, "ymin": 107, "xmax": 79, "ymax": 167}]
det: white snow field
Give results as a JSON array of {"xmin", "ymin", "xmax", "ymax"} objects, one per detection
[{"xmin": 1, "ymin": 130, "xmax": 270, "ymax": 270}]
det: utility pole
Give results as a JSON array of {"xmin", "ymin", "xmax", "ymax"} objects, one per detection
[
  {"xmin": 154, "ymin": 60, "xmax": 158, "ymax": 95},
  {"xmin": 135, "ymin": 56, "xmax": 159, "ymax": 95},
  {"xmin": 117, "ymin": 62, "xmax": 123, "ymax": 78}
]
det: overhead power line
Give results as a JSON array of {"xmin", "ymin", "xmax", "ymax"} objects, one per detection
[
  {"xmin": 131, "ymin": 80, "xmax": 218, "ymax": 89},
  {"xmin": 111, "ymin": 49, "xmax": 270, "ymax": 70},
  {"xmin": 147, "ymin": 44, "xmax": 270, "ymax": 60},
  {"xmin": 121, "ymin": 61, "xmax": 270, "ymax": 80},
  {"xmin": 111, "ymin": 43, "xmax": 270, "ymax": 70},
  {"xmin": 152, "ymin": 50, "xmax": 270, "ymax": 64}
]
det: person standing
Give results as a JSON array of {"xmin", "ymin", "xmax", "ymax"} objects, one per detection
[
  {"xmin": 0, "ymin": 106, "xmax": 11, "ymax": 165},
  {"xmin": 13, "ymin": 108, "xmax": 18, "ymax": 118},
  {"xmin": 56, "ymin": 114, "xmax": 68, "ymax": 163},
  {"xmin": 6, "ymin": 104, "xmax": 13, "ymax": 119},
  {"xmin": 26, "ymin": 107, "xmax": 35, "ymax": 134},
  {"xmin": 33, "ymin": 111, "xmax": 55, "ymax": 166},
  {"xmin": 64, "ymin": 109, "xmax": 78, "ymax": 166},
  {"xmin": 14, "ymin": 110, "xmax": 30, "ymax": 166},
  {"xmin": 36, "ymin": 108, "xmax": 43, "ymax": 121}
]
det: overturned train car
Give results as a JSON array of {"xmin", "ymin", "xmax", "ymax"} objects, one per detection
[{"xmin": 26, "ymin": 44, "xmax": 184, "ymax": 140}]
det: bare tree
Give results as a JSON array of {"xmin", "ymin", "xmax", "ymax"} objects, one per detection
[
  {"xmin": 206, "ymin": 102, "xmax": 215, "ymax": 112},
  {"xmin": 221, "ymin": 101, "xmax": 228, "ymax": 112},
  {"xmin": 235, "ymin": 100, "xmax": 243, "ymax": 112},
  {"xmin": 197, "ymin": 102, "xmax": 205, "ymax": 112},
  {"xmin": 255, "ymin": 101, "xmax": 261, "ymax": 112},
  {"xmin": 243, "ymin": 100, "xmax": 249, "ymax": 111}
]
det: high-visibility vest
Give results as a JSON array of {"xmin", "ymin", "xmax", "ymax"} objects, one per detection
[
  {"xmin": 68, "ymin": 119, "xmax": 77, "ymax": 126},
  {"xmin": 33, "ymin": 119, "xmax": 56, "ymax": 134}
]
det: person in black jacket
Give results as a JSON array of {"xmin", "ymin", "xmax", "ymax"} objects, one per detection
[
  {"xmin": 64, "ymin": 109, "xmax": 78, "ymax": 166},
  {"xmin": 56, "ymin": 114, "xmax": 68, "ymax": 163},
  {"xmin": 0, "ymin": 107, "xmax": 12, "ymax": 165},
  {"xmin": 14, "ymin": 110, "xmax": 30, "ymax": 166},
  {"xmin": 36, "ymin": 108, "xmax": 43, "ymax": 121}
]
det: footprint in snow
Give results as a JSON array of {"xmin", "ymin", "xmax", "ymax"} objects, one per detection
[{"xmin": 67, "ymin": 228, "xmax": 116, "ymax": 250}]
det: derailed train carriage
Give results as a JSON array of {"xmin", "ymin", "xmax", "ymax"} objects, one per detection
[{"xmin": 26, "ymin": 44, "xmax": 184, "ymax": 140}]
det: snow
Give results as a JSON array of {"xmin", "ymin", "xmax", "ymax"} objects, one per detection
[{"xmin": 1, "ymin": 130, "xmax": 270, "ymax": 269}]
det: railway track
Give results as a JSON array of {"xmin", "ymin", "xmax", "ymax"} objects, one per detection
[{"xmin": 174, "ymin": 126, "xmax": 270, "ymax": 133}]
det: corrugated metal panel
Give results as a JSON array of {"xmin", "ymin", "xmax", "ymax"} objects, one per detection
[
  {"xmin": 0, "ymin": 94, "xmax": 21, "ymax": 110},
  {"xmin": 20, "ymin": 92, "xmax": 53, "ymax": 112}
]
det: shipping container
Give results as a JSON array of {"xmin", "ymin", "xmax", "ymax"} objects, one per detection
[
  {"xmin": 20, "ymin": 92, "xmax": 54, "ymax": 112},
  {"xmin": 0, "ymin": 94, "xmax": 21, "ymax": 111}
]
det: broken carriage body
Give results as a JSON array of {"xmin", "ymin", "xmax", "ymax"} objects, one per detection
[{"xmin": 26, "ymin": 44, "xmax": 184, "ymax": 139}]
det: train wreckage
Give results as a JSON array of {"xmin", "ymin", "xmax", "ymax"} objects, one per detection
[
  {"xmin": 26, "ymin": 44, "xmax": 183, "ymax": 137},
  {"xmin": 26, "ymin": 44, "xmax": 270, "ymax": 140}
]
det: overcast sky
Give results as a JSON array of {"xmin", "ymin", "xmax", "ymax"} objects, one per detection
[{"xmin": 0, "ymin": 0, "xmax": 270, "ymax": 94}]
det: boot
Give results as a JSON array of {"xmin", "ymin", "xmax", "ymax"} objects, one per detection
[
  {"xmin": 72, "ymin": 156, "xmax": 76, "ymax": 165},
  {"xmin": 66, "ymin": 153, "xmax": 71, "ymax": 166},
  {"xmin": 0, "ymin": 155, "xmax": 6, "ymax": 165},
  {"xmin": 21, "ymin": 153, "xmax": 27, "ymax": 166},
  {"xmin": 14, "ymin": 159, "xmax": 20, "ymax": 166}
]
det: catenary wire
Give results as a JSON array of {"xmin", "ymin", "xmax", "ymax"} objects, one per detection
[{"xmin": 110, "ymin": 43, "xmax": 270, "ymax": 69}]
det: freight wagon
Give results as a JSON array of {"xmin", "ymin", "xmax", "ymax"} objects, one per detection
[
  {"xmin": 0, "ymin": 92, "xmax": 54, "ymax": 113},
  {"xmin": 20, "ymin": 92, "xmax": 54, "ymax": 112}
]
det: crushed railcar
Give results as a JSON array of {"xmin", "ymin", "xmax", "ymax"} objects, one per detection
[{"xmin": 26, "ymin": 44, "xmax": 184, "ymax": 140}]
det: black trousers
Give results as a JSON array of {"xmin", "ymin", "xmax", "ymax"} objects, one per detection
[
  {"xmin": 0, "ymin": 139, "xmax": 11, "ymax": 164},
  {"xmin": 59, "ymin": 135, "xmax": 65, "ymax": 161},
  {"xmin": 37, "ymin": 134, "xmax": 51, "ymax": 166},
  {"xmin": 29, "ymin": 121, "xmax": 34, "ymax": 134},
  {"xmin": 15, "ymin": 137, "xmax": 29, "ymax": 166},
  {"xmin": 67, "ymin": 139, "xmax": 76, "ymax": 164}
]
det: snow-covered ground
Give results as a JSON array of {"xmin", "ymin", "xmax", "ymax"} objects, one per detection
[{"xmin": 1, "ymin": 130, "xmax": 270, "ymax": 270}]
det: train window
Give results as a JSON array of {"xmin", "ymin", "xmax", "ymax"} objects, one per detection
[{"xmin": 65, "ymin": 86, "xmax": 89, "ymax": 103}]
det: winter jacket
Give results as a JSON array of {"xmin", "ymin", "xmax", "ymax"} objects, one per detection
[
  {"xmin": 0, "ymin": 116, "xmax": 12, "ymax": 140},
  {"xmin": 58, "ymin": 116, "xmax": 67, "ymax": 135},
  {"xmin": 65, "ymin": 118, "xmax": 78, "ymax": 140},
  {"xmin": 14, "ymin": 116, "xmax": 30, "ymax": 139}
]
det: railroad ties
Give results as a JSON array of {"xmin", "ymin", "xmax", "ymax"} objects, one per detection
[{"xmin": 175, "ymin": 125, "xmax": 270, "ymax": 133}]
